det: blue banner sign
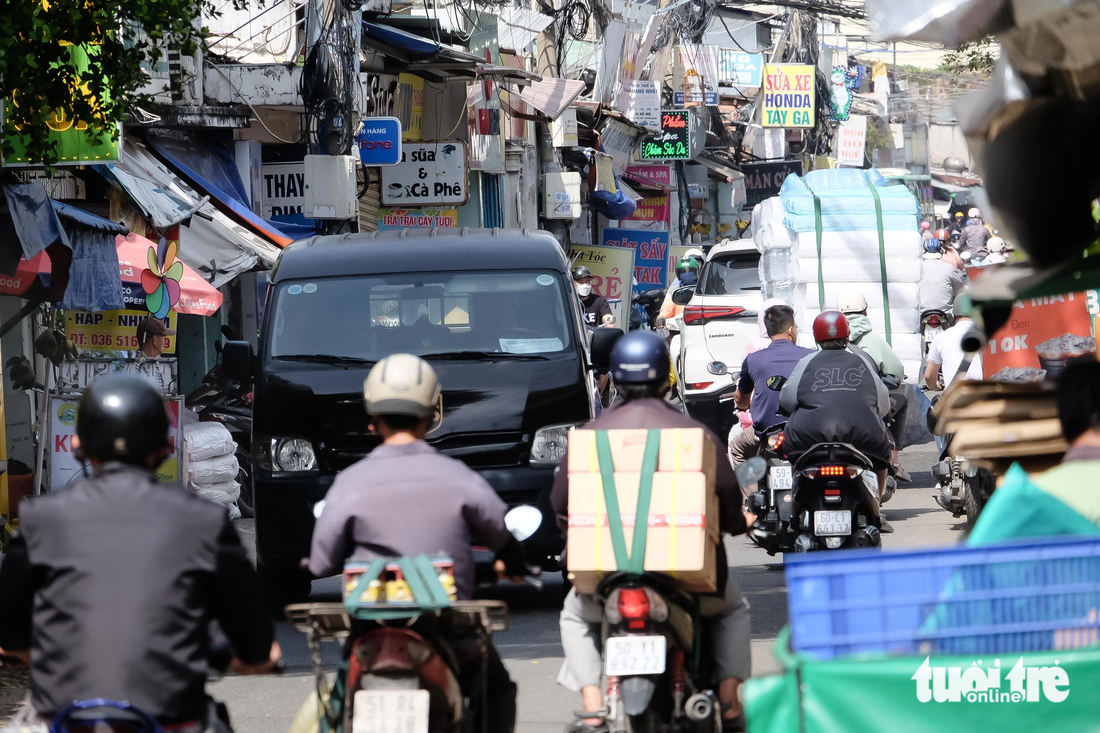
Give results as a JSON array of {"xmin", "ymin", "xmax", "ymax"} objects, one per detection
[{"xmin": 358, "ymin": 117, "xmax": 402, "ymax": 166}]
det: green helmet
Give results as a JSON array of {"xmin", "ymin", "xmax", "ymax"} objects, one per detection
[{"xmin": 675, "ymin": 256, "xmax": 700, "ymax": 278}]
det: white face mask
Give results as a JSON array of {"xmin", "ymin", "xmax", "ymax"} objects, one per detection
[{"xmin": 576, "ymin": 283, "xmax": 593, "ymax": 298}]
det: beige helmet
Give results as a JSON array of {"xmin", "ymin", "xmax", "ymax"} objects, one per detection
[
  {"xmin": 363, "ymin": 353, "xmax": 443, "ymax": 429},
  {"xmin": 836, "ymin": 290, "xmax": 868, "ymax": 315},
  {"xmin": 988, "ymin": 236, "xmax": 1006, "ymax": 253}
]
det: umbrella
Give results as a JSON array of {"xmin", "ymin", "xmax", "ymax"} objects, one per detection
[{"xmin": 0, "ymin": 233, "xmax": 223, "ymax": 316}]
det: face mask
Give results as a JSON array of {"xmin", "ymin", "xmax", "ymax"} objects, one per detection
[{"xmin": 576, "ymin": 283, "xmax": 593, "ymax": 298}]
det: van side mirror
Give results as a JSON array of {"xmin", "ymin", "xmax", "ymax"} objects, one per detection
[
  {"xmin": 222, "ymin": 341, "xmax": 255, "ymax": 381},
  {"xmin": 671, "ymin": 286, "xmax": 695, "ymax": 306},
  {"xmin": 590, "ymin": 328, "xmax": 624, "ymax": 370}
]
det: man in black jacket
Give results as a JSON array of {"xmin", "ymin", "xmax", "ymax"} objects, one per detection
[{"xmin": 0, "ymin": 375, "xmax": 280, "ymax": 732}]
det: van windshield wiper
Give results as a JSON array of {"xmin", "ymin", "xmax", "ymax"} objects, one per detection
[
  {"xmin": 275, "ymin": 354, "xmax": 375, "ymax": 365},
  {"xmin": 422, "ymin": 350, "xmax": 551, "ymax": 361}
]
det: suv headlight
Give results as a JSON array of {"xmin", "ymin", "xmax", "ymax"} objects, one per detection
[
  {"xmin": 530, "ymin": 422, "xmax": 585, "ymax": 467},
  {"xmin": 255, "ymin": 437, "xmax": 317, "ymax": 473}
]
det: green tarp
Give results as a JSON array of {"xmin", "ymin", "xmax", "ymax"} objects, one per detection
[{"xmin": 744, "ymin": 628, "xmax": 1100, "ymax": 733}]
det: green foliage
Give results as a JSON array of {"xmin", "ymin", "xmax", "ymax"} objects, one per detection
[
  {"xmin": 940, "ymin": 36, "xmax": 997, "ymax": 76},
  {"xmin": 0, "ymin": 0, "xmax": 251, "ymax": 166}
]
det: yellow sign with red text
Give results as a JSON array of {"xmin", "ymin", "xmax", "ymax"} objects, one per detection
[{"xmin": 65, "ymin": 309, "xmax": 178, "ymax": 354}]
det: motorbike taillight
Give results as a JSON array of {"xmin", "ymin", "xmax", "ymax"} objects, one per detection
[
  {"xmin": 819, "ymin": 465, "xmax": 846, "ymax": 477},
  {"xmin": 767, "ymin": 432, "xmax": 785, "ymax": 452},
  {"xmin": 618, "ymin": 589, "xmax": 650, "ymax": 628},
  {"xmin": 928, "ymin": 314, "xmax": 940, "ymax": 328}
]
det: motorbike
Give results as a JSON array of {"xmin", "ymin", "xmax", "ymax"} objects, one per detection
[
  {"xmin": 746, "ymin": 422, "xmax": 796, "ymax": 556},
  {"xmin": 630, "ymin": 288, "xmax": 666, "ymax": 331},
  {"xmin": 588, "ymin": 459, "xmax": 766, "ymax": 733},
  {"xmin": 286, "ymin": 508, "xmax": 540, "ymax": 733},
  {"xmin": 787, "ymin": 443, "xmax": 883, "ymax": 551},
  {"xmin": 184, "ymin": 326, "xmax": 255, "ymax": 517},
  {"xmin": 919, "ymin": 309, "xmax": 953, "ymax": 358},
  {"xmin": 931, "ymin": 446, "xmax": 995, "ymax": 528}
]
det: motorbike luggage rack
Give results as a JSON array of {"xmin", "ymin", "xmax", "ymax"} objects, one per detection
[{"xmin": 285, "ymin": 600, "xmax": 509, "ymax": 640}]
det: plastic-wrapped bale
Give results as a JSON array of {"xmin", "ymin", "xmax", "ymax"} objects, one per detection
[
  {"xmin": 193, "ymin": 479, "xmax": 242, "ymax": 520},
  {"xmin": 792, "ymin": 256, "xmax": 923, "ymax": 285},
  {"xmin": 798, "ymin": 282, "xmax": 920, "ymax": 312},
  {"xmin": 799, "ymin": 307, "xmax": 921, "ymax": 335},
  {"xmin": 183, "ymin": 421, "xmax": 237, "ymax": 462},
  {"xmin": 187, "ymin": 453, "xmax": 240, "ymax": 487}
]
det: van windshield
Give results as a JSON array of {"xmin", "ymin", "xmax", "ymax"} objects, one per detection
[{"xmin": 268, "ymin": 271, "xmax": 573, "ymax": 362}]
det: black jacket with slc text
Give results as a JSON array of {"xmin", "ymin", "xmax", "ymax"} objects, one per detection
[{"xmin": 0, "ymin": 463, "xmax": 273, "ymax": 722}]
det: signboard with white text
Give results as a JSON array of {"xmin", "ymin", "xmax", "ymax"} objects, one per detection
[{"xmin": 837, "ymin": 115, "xmax": 867, "ymax": 167}]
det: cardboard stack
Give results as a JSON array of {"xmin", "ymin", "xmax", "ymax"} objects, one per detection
[{"xmin": 566, "ymin": 428, "xmax": 719, "ymax": 594}]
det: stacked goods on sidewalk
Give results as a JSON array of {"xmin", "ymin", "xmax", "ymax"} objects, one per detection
[
  {"xmin": 183, "ymin": 421, "xmax": 242, "ymax": 519},
  {"xmin": 751, "ymin": 168, "xmax": 924, "ymax": 382},
  {"xmin": 565, "ymin": 427, "xmax": 719, "ymax": 594}
]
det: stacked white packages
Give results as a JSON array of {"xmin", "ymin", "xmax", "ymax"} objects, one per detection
[
  {"xmin": 752, "ymin": 168, "xmax": 924, "ymax": 382},
  {"xmin": 183, "ymin": 421, "xmax": 242, "ymax": 520}
]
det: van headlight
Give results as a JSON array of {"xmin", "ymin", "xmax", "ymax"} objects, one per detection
[
  {"xmin": 255, "ymin": 437, "xmax": 318, "ymax": 473},
  {"xmin": 530, "ymin": 422, "xmax": 585, "ymax": 467}
]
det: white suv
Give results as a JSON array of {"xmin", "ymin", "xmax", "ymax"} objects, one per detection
[{"xmin": 674, "ymin": 239, "xmax": 763, "ymax": 439}]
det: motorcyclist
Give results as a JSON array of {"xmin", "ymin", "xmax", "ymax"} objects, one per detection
[
  {"xmin": 667, "ymin": 247, "xmax": 705, "ymax": 291},
  {"xmin": 309, "ymin": 353, "xmax": 523, "ymax": 733},
  {"xmin": 949, "ymin": 210, "xmax": 966, "ymax": 235},
  {"xmin": 924, "ymin": 298, "xmax": 984, "ymax": 391},
  {"xmin": 779, "ymin": 312, "xmax": 892, "ymax": 499},
  {"xmin": 573, "ymin": 265, "xmax": 614, "ymax": 329},
  {"xmin": 956, "ymin": 207, "xmax": 992, "ymax": 261},
  {"xmin": 919, "ymin": 239, "xmax": 966, "ymax": 316},
  {"xmin": 920, "ymin": 220, "xmax": 934, "ymax": 242},
  {"xmin": 973, "ymin": 236, "xmax": 1008, "ymax": 266},
  {"xmin": 0, "ymin": 375, "xmax": 280, "ymax": 733},
  {"xmin": 550, "ymin": 331, "xmax": 752, "ymax": 733},
  {"xmin": 934, "ymin": 228, "xmax": 965, "ymax": 270},
  {"xmin": 729, "ymin": 303, "xmax": 814, "ymax": 497},
  {"xmin": 836, "ymin": 291, "xmax": 910, "ymax": 484}
]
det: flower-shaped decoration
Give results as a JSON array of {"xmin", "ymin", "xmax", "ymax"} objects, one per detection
[{"xmin": 141, "ymin": 237, "xmax": 184, "ymax": 319}]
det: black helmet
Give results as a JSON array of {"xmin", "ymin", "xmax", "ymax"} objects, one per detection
[
  {"xmin": 572, "ymin": 265, "xmax": 593, "ymax": 281},
  {"xmin": 610, "ymin": 331, "xmax": 670, "ymax": 384},
  {"xmin": 77, "ymin": 374, "xmax": 170, "ymax": 465}
]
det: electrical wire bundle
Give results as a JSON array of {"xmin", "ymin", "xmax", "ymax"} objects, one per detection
[{"xmin": 299, "ymin": 0, "xmax": 359, "ymax": 155}]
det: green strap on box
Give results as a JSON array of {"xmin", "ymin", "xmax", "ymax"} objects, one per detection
[
  {"xmin": 862, "ymin": 171, "xmax": 892, "ymax": 345},
  {"xmin": 595, "ymin": 429, "xmax": 661, "ymax": 575},
  {"xmin": 802, "ymin": 178, "xmax": 827, "ymax": 312}
]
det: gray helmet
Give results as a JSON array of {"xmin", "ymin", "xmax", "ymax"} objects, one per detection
[
  {"xmin": 363, "ymin": 354, "xmax": 442, "ymax": 428},
  {"xmin": 572, "ymin": 266, "xmax": 593, "ymax": 281}
]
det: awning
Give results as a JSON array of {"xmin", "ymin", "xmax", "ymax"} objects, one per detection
[
  {"xmin": 53, "ymin": 201, "xmax": 129, "ymax": 313},
  {"xmin": 361, "ymin": 21, "xmax": 483, "ymax": 78},
  {"xmin": 698, "ymin": 155, "xmax": 743, "ymax": 183},
  {"xmin": 0, "ymin": 183, "xmax": 72, "ymax": 302},
  {"xmin": 97, "ymin": 138, "xmax": 283, "ymax": 284},
  {"xmin": 504, "ymin": 78, "xmax": 586, "ymax": 121},
  {"xmin": 145, "ymin": 131, "xmax": 307, "ymax": 245}
]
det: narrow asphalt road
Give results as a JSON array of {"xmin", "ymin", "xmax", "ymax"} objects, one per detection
[{"xmin": 213, "ymin": 438, "xmax": 964, "ymax": 733}]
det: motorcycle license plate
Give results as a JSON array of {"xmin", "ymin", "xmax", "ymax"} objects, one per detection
[
  {"xmin": 814, "ymin": 510, "xmax": 852, "ymax": 537},
  {"xmin": 352, "ymin": 690, "xmax": 430, "ymax": 733},
  {"xmin": 768, "ymin": 465, "xmax": 793, "ymax": 490},
  {"xmin": 924, "ymin": 328, "xmax": 943, "ymax": 342},
  {"xmin": 605, "ymin": 635, "xmax": 666, "ymax": 676}
]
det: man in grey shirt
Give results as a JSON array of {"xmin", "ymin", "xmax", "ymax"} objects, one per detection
[
  {"xmin": 918, "ymin": 240, "xmax": 966, "ymax": 314},
  {"xmin": 309, "ymin": 353, "xmax": 523, "ymax": 733}
]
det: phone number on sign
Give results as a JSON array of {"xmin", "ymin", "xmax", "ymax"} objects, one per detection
[{"xmin": 68, "ymin": 333, "xmax": 169, "ymax": 350}]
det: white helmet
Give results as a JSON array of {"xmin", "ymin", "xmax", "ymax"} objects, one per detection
[
  {"xmin": 967, "ymin": 207, "xmax": 980, "ymax": 218},
  {"xmin": 684, "ymin": 247, "xmax": 704, "ymax": 261},
  {"xmin": 837, "ymin": 290, "xmax": 868, "ymax": 315},
  {"xmin": 988, "ymin": 236, "xmax": 1005, "ymax": 253},
  {"xmin": 364, "ymin": 353, "xmax": 443, "ymax": 427}
]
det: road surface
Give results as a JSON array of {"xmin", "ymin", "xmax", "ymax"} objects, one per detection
[{"xmin": 212, "ymin": 439, "xmax": 963, "ymax": 733}]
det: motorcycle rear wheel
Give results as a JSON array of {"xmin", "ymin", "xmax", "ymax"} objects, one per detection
[{"xmin": 964, "ymin": 483, "xmax": 983, "ymax": 529}]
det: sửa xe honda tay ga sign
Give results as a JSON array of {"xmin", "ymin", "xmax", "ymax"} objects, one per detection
[{"xmin": 358, "ymin": 116, "xmax": 402, "ymax": 166}]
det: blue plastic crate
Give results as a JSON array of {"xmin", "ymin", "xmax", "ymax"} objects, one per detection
[{"xmin": 784, "ymin": 536, "xmax": 1100, "ymax": 659}]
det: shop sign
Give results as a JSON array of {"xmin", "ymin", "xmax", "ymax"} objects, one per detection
[
  {"xmin": 624, "ymin": 164, "xmax": 671, "ymax": 188},
  {"xmin": 979, "ymin": 292, "xmax": 1094, "ymax": 381},
  {"xmin": 743, "ymin": 160, "xmax": 803, "ymax": 207},
  {"xmin": 2, "ymin": 45, "xmax": 121, "ymax": 166},
  {"xmin": 357, "ymin": 116, "xmax": 402, "ymax": 166},
  {"xmin": 718, "ymin": 51, "xmax": 763, "ymax": 91},
  {"xmin": 50, "ymin": 395, "xmax": 182, "ymax": 487},
  {"xmin": 640, "ymin": 111, "xmax": 691, "ymax": 161},
  {"xmin": 617, "ymin": 80, "xmax": 661, "ymax": 130},
  {"xmin": 64, "ymin": 309, "xmax": 178, "ymax": 354},
  {"xmin": 378, "ymin": 208, "xmax": 458, "ymax": 231},
  {"xmin": 261, "ymin": 162, "xmax": 305, "ymax": 218},
  {"xmin": 837, "ymin": 115, "xmax": 867, "ymax": 167},
  {"xmin": 380, "ymin": 142, "xmax": 468, "ymax": 205},
  {"xmin": 568, "ymin": 244, "xmax": 635, "ymax": 330},
  {"xmin": 602, "ymin": 227, "xmax": 669, "ymax": 293},
  {"xmin": 762, "ymin": 64, "xmax": 816, "ymax": 128},
  {"xmin": 673, "ymin": 45, "xmax": 719, "ymax": 107},
  {"xmin": 623, "ymin": 195, "xmax": 669, "ymax": 224}
]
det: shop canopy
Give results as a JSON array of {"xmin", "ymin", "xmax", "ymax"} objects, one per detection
[
  {"xmin": 360, "ymin": 21, "xmax": 485, "ymax": 80},
  {"xmin": 0, "ymin": 233, "xmax": 222, "ymax": 316},
  {"xmin": 98, "ymin": 137, "xmax": 283, "ymax": 285}
]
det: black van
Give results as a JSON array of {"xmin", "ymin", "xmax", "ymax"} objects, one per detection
[{"xmin": 223, "ymin": 229, "xmax": 595, "ymax": 601}]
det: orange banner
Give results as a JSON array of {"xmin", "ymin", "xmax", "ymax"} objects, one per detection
[{"xmin": 982, "ymin": 292, "xmax": 1095, "ymax": 381}]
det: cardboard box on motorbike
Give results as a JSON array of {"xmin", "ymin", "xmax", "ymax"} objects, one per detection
[{"xmin": 566, "ymin": 428, "xmax": 719, "ymax": 594}]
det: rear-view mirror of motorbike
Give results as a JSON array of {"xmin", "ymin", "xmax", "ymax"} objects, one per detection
[
  {"xmin": 736, "ymin": 456, "xmax": 767, "ymax": 488},
  {"xmin": 671, "ymin": 286, "xmax": 695, "ymax": 306},
  {"xmin": 590, "ymin": 328, "xmax": 624, "ymax": 370},
  {"xmin": 221, "ymin": 341, "xmax": 255, "ymax": 381}
]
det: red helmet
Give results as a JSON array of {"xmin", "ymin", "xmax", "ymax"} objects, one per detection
[
  {"xmin": 812, "ymin": 311, "xmax": 850, "ymax": 343},
  {"xmin": 935, "ymin": 228, "xmax": 950, "ymax": 242}
]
